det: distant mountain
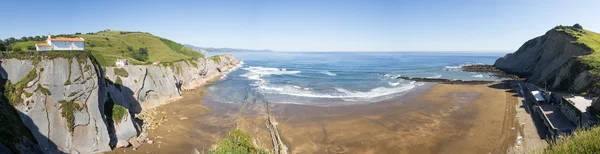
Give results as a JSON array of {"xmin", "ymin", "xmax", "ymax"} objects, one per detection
[{"xmin": 184, "ymin": 44, "xmax": 273, "ymax": 52}]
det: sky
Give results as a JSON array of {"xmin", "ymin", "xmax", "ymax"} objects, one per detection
[{"xmin": 0, "ymin": 0, "xmax": 599, "ymax": 52}]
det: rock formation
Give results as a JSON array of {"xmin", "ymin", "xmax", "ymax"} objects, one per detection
[
  {"xmin": 494, "ymin": 27, "xmax": 599, "ymax": 93},
  {"xmin": 0, "ymin": 53, "xmax": 239, "ymax": 153}
]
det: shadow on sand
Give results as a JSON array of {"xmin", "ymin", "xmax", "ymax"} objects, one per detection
[{"xmin": 487, "ymin": 80, "xmax": 551, "ymax": 140}]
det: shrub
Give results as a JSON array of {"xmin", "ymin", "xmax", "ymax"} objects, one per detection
[
  {"xmin": 58, "ymin": 100, "xmax": 83, "ymax": 132},
  {"xmin": 4, "ymin": 68, "xmax": 38, "ymax": 106},
  {"xmin": 113, "ymin": 67, "xmax": 129, "ymax": 77},
  {"xmin": 208, "ymin": 129, "xmax": 268, "ymax": 154},
  {"xmin": 115, "ymin": 76, "xmax": 123, "ymax": 85},
  {"xmin": 573, "ymin": 23, "xmax": 583, "ymax": 29},
  {"xmin": 36, "ymin": 84, "xmax": 51, "ymax": 95},
  {"xmin": 131, "ymin": 47, "xmax": 149, "ymax": 61},
  {"xmin": 112, "ymin": 104, "xmax": 127, "ymax": 123},
  {"xmin": 545, "ymin": 126, "xmax": 600, "ymax": 154},
  {"xmin": 210, "ymin": 56, "xmax": 221, "ymax": 64}
]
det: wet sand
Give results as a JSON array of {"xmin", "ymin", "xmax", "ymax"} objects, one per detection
[
  {"xmin": 269, "ymin": 82, "xmax": 519, "ymax": 154},
  {"xmin": 109, "ymin": 88, "xmax": 243, "ymax": 153},
  {"xmin": 108, "ymin": 82, "xmax": 519, "ymax": 154}
]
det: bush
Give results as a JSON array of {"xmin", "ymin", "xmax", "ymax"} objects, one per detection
[
  {"xmin": 115, "ymin": 76, "xmax": 123, "ymax": 85},
  {"xmin": 58, "ymin": 100, "xmax": 83, "ymax": 132},
  {"xmin": 208, "ymin": 129, "xmax": 268, "ymax": 154},
  {"xmin": 112, "ymin": 104, "xmax": 127, "ymax": 123},
  {"xmin": 113, "ymin": 67, "xmax": 129, "ymax": 77},
  {"xmin": 545, "ymin": 126, "xmax": 600, "ymax": 154},
  {"xmin": 573, "ymin": 23, "xmax": 583, "ymax": 29},
  {"xmin": 131, "ymin": 47, "xmax": 149, "ymax": 61}
]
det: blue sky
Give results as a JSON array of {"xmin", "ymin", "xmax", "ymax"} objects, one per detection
[{"xmin": 1, "ymin": 0, "xmax": 599, "ymax": 52}]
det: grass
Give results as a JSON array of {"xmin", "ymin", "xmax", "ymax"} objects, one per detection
[
  {"xmin": 113, "ymin": 67, "xmax": 129, "ymax": 77},
  {"xmin": 553, "ymin": 26, "xmax": 600, "ymax": 75},
  {"xmin": 3, "ymin": 68, "xmax": 37, "ymax": 106},
  {"xmin": 209, "ymin": 55, "xmax": 221, "ymax": 64},
  {"xmin": 208, "ymin": 129, "xmax": 269, "ymax": 154},
  {"xmin": 112, "ymin": 104, "xmax": 127, "ymax": 123},
  {"xmin": 36, "ymin": 84, "xmax": 51, "ymax": 95},
  {"xmin": 544, "ymin": 126, "xmax": 600, "ymax": 154},
  {"xmin": 77, "ymin": 30, "xmax": 204, "ymax": 66},
  {"xmin": 115, "ymin": 76, "xmax": 123, "ymax": 85},
  {"xmin": 58, "ymin": 100, "xmax": 83, "ymax": 133},
  {"xmin": 8, "ymin": 41, "xmax": 43, "ymax": 51}
]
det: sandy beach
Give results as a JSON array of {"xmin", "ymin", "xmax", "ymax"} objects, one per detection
[{"xmin": 108, "ymin": 82, "xmax": 520, "ymax": 154}]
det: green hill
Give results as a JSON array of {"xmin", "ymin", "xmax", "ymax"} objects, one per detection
[
  {"xmin": 554, "ymin": 25, "xmax": 600, "ymax": 75},
  {"xmin": 77, "ymin": 30, "xmax": 204, "ymax": 66}
]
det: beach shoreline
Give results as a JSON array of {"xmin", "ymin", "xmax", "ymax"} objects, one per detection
[{"xmin": 109, "ymin": 81, "xmax": 519, "ymax": 154}]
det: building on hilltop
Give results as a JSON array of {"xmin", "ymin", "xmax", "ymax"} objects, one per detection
[
  {"xmin": 115, "ymin": 59, "xmax": 130, "ymax": 67},
  {"xmin": 35, "ymin": 34, "xmax": 85, "ymax": 51}
]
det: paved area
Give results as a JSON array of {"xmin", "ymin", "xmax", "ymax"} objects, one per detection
[
  {"xmin": 540, "ymin": 104, "xmax": 577, "ymax": 131},
  {"xmin": 508, "ymin": 82, "xmax": 548, "ymax": 154}
]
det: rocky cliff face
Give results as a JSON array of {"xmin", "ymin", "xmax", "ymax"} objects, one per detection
[
  {"xmin": 494, "ymin": 29, "xmax": 599, "ymax": 93},
  {"xmin": 0, "ymin": 53, "xmax": 239, "ymax": 153}
]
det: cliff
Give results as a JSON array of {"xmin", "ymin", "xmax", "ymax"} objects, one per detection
[
  {"xmin": 0, "ymin": 51, "xmax": 239, "ymax": 153},
  {"xmin": 494, "ymin": 26, "xmax": 600, "ymax": 94}
]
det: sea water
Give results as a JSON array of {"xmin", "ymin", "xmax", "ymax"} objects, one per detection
[{"xmin": 205, "ymin": 52, "xmax": 507, "ymax": 104}]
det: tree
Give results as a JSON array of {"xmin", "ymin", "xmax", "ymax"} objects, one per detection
[
  {"xmin": 0, "ymin": 40, "xmax": 5, "ymax": 51},
  {"xmin": 27, "ymin": 36, "xmax": 34, "ymax": 41},
  {"xmin": 8, "ymin": 37, "xmax": 16, "ymax": 44},
  {"xmin": 26, "ymin": 45, "xmax": 36, "ymax": 51},
  {"xmin": 573, "ymin": 23, "xmax": 583, "ymax": 29},
  {"xmin": 20, "ymin": 37, "xmax": 28, "ymax": 41},
  {"xmin": 34, "ymin": 36, "xmax": 41, "ymax": 41},
  {"xmin": 132, "ymin": 47, "xmax": 149, "ymax": 61}
]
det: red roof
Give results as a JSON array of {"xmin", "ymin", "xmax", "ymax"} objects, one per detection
[
  {"xmin": 35, "ymin": 43, "xmax": 50, "ymax": 47},
  {"xmin": 50, "ymin": 37, "xmax": 84, "ymax": 42}
]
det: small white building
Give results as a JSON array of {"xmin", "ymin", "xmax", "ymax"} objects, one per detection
[
  {"xmin": 35, "ymin": 34, "xmax": 85, "ymax": 51},
  {"xmin": 531, "ymin": 91, "xmax": 545, "ymax": 104},
  {"xmin": 116, "ymin": 59, "xmax": 130, "ymax": 67}
]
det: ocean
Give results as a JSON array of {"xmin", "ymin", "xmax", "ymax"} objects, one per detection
[{"xmin": 204, "ymin": 52, "xmax": 508, "ymax": 105}]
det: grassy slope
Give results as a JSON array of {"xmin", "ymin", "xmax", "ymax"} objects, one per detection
[
  {"xmin": 10, "ymin": 41, "xmax": 44, "ymax": 51},
  {"xmin": 554, "ymin": 27, "xmax": 600, "ymax": 74},
  {"xmin": 77, "ymin": 31, "xmax": 203, "ymax": 66},
  {"xmin": 545, "ymin": 126, "xmax": 600, "ymax": 154},
  {"xmin": 544, "ymin": 26, "xmax": 600, "ymax": 154}
]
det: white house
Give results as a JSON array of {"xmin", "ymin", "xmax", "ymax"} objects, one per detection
[
  {"xmin": 116, "ymin": 59, "xmax": 130, "ymax": 67},
  {"xmin": 35, "ymin": 34, "xmax": 85, "ymax": 51}
]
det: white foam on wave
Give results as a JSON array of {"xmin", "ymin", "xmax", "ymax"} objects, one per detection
[
  {"xmin": 240, "ymin": 66, "xmax": 301, "ymax": 81},
  {"xmin": 321, "ymin": 70, "xmax": 337, "ymax": 76},
  {"xmin": 257, "ymin": 81, "xmax": 423, "ymax": 101},
  {"xmin": 472, "ymin": 74, "xmax": 484, "ymax": 78},
  {"xmin": 219, "ymin": 61, "xmax": 244, "ymax": 80},
  {"xmin": 426, "ymin": 74, "xmax": 442, "ymax": 78},
  {"xmin": 388, "ymin": 82, "xmax": 400, "ymax": 86}
]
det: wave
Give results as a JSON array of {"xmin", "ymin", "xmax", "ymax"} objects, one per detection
[
  {"xmin": 240, "ymin": 66, "xmax": 301, "ymax": 82},
  {"xmin": 426, "ymin": 74, "xmax": 442, "ymax": 78},
  {"xmin": 257, "ymin": 82, "xmax": 423, "ymax": 101},
  {"xmin": 219, "ymin": 61, "xmax": 244, "ymax": 80},
  {"xmin": 388, "ymin": 82, "xmax": 400, "ymax": 86},
  {"xmin": 472, "ymin": 74, "xmax": 484, "ymax": 78},
  {"xmin": 320, "ymin": 70, "xmax": 337, "ymax": 76}
]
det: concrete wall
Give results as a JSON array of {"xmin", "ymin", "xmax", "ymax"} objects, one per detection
[
  {"xmin": 51, "ymin": 41, "xmax": 84, "ymax": 50},
  {"xmin": 36, "ymin": 46, "xmax": 51, "ymax": 51}
]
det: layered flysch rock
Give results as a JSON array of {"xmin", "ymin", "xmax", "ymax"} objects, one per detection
[
  {"xmin": 0, "ymin": 53, "xmax": 239, "ymax": 153},
  {"xmin": 494, "ymin": 29, "xmax": 599, "ymax": 93}
]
